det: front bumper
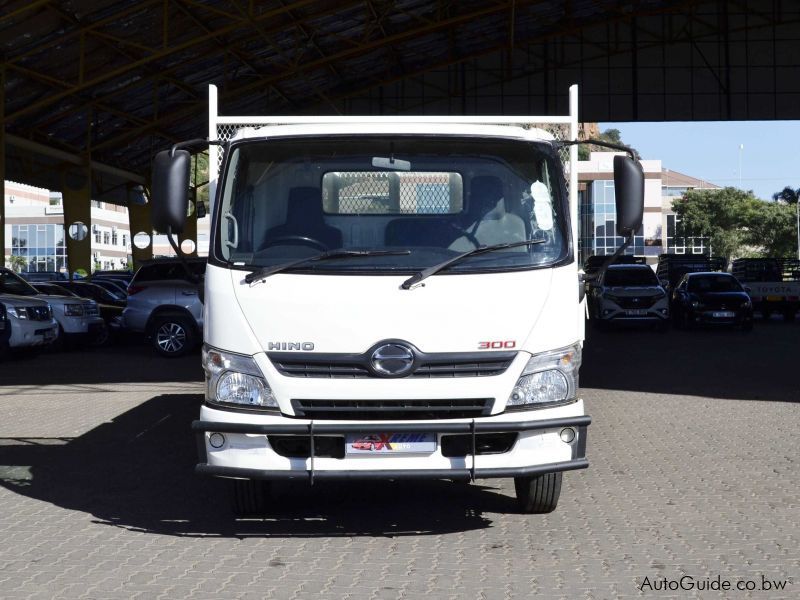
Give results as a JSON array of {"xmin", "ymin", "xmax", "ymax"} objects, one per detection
[
  {"xmin": 598, "ymin": 301, "xmax": 669, "ymax": 322},
  {"xmin": 8, "ymin": 318, "xmax": 59, "ymax": 347},
  {"xmin": 192, "ymin": 407, "xmax": 590, "ymax": 482}
]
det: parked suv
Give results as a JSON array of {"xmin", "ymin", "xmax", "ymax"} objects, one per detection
[
  {"xmin": 0, "ymin": 270, "xmax": 59, "ymax": 352},
  {"xmin": 1, "ymin": 269, "xmax": 103, "ymax": 347},
  {"xmin": 31, "ymin": 282, "xmax": 107, "ymax": 346},
  {"xmin": 123, "ymin": 258, "xmax": 206, "ymax": 357},
  {"xmin": 590, "ymin": 264, "xmax": 669, "ymax": 330}
]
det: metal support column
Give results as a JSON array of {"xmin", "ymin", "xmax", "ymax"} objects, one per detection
[
  {"xmin": 127, "ymin": 184, "xmax": 153, "ymax": 270},
  {"xmin": 61, "ymin": 165, "xmax": 92, "ymax": 278},
  {"xmin": 1, "ymin": 65, "xmax": 5, "ymax": 265}
]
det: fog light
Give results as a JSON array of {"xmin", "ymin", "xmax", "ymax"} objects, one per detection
[
  {"xmin": 209, "ymin": 432, "xmax": 225, "ymax": 448},
  {"xmin": 559, "ymin": 427, "xmax": 576, "ymax": 443}
]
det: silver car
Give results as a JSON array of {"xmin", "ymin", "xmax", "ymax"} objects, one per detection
[
  {"xmin": 122, "ymin": 258, "xmax": 205, "ymax": 357},
  {"xmin": 591, "ymin": 264, "xmax": 670, "ymax": 330}
]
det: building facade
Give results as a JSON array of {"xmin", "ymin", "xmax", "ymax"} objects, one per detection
[
  {"xmin": 4, "ymin": 180, "xmax": 132, "ymax": 273},
  {"xmin": 577, "ymin": 152, "xmax": 719, "ymax": 265}
]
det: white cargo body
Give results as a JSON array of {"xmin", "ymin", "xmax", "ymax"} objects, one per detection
[{"xmin": 149, "ymin": 85, "xmax": 643, "ymax": 515}]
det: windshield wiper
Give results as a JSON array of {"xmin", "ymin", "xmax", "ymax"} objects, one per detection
[
  {"xmin": 244, "ymin": 249, "xmax": 412, "ymax": 284},
  {"xmin": 401, "ymin": 238, "xmax": 547, "ymax": 290}
]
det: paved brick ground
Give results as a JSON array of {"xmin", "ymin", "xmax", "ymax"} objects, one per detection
[{"xmin": 0, "ymin": 323, "xmax": 797, "ymax": 599}]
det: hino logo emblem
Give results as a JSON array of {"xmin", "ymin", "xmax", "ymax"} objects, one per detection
[
  {"xmin": 268, "ymin": 342, "xmax": 315, "ymax": 351},
  {"xmin": 371, "ymin": 343, "xmax": 415, "ymax": 376}
]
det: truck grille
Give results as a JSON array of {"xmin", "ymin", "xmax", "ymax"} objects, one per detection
[
  {"xmin": 271, "ymin": 351, "xmax": 515, "ymax": 379},
  {"xmin": 611, "ymin": 295, "xmax": 659, "ymax": 309},
  {"xmin": 290, "ymin": 398, "xmax": 493, "ymax": 420}
]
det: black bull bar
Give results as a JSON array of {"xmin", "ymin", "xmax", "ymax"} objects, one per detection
[{"xmin": 192, "ymin": 414, "xmax": 591, "ymax": 484}]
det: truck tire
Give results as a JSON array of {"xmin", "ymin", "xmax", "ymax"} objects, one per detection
[
  {"xmin": 514, "ymin": 471, "xmax": 562, "ymax": 513},
  {"xmin": 149, "ymin": 315, "xmax": 195, "ymax": 357},
  {"xmin": 230, "ymin": 479, "xmax": 271, "ymax": 516}
]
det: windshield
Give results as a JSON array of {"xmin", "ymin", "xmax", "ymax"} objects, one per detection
[
  {"xmin": 687, "ymin": 275, "xmax": 743, "ymax": 293},
  {"xmin": 605, "ymin": 268, "xmax": 658, "ymax": 287},
  {"xmin": 0, "ymin": 270, "xmax": 38, "ymax": 296},
  {"xmin": 216, "ymin": 136, "xmax": 568, "ymax": 274}
]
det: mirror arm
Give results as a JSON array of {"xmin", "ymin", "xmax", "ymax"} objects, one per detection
[
  {"xmin": 166, "ymin": 226, "xmax": 200, "ymax": 285},
  {"xmin": 594, "ymin": 232, "xmax": 635, "ymax": 281},
  {"xmin": 168, "ymin": 138, "xmax": 222, "ymax": 158},
  {"xmin": 558, "ymin": 139, "xmax": 639, "ymax": 161}
]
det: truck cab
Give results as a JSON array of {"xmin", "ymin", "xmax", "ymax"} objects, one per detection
[{"xmin": 151, "ymin": 85, "xmax": 643, "ymax": 515}]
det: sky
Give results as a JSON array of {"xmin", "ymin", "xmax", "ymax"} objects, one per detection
[{"xmin": 598, "ymin": 121, "xmax": 800, "ymax": 201}]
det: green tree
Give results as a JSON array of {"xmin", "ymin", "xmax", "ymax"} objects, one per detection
[
  {"xmin": 745, "ymin": 200, "xmax": 796, "ymax": 257},
  {"xmin": 671, "ymin": 187, "xmax": 762, "ymax": 263},
  {"xmin": 190, "ymin": 151, "xmax": 209, "ymax": 216},
  {"xmin": 772, "ymin": 186, "xmax": 799, "ymax": 205},
  {"xmin": 5, "ymin": 255, "xmax": 27, "ymax": 272}
]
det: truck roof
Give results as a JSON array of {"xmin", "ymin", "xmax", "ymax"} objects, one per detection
[{"xmin": 229, "ymin": 122, "xmax": 557, "ymax": 144}]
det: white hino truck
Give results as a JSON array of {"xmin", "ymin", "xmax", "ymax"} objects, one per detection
[{"xmin": 151, "ymin": 85, "xmax": 643, "ymax": 515}]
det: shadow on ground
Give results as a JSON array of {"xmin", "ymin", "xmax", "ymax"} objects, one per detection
[
  {"xmin": 581, "ymin": 317, "xmax": 798, "ymax": 402},
  {"xmin": 0, "ymin": 393, "xmax": 506, "ymax": 538},
  {"xmin": 0, "ymin": 337, "xmax": 203, "ymax": 385}
]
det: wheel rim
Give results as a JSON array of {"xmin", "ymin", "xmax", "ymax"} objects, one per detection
[{"xmin": 156, "ymin": 322, "xmax": 186, "ymax": 353}]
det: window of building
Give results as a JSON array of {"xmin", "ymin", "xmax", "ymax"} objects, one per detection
[
  {"xmin": 666, "ymin": 214, "xmax": 708, "ymax": 254},
  {"xmin": 112, "ymin": 230, "xmax": 118, "ymax": 245},
  {"xmin": 10, "ymin": 224, "xmax": 68, "ymax": 272},
  {"xmin": 103, "ymin": 231, "xmax": 110, "ymax": 245},
  {"xmin": 122, "ymin": 234, "xmax": 128, "ymax": 247},
  {"xmin": 581, "ymin": 180, "xmax": 644, "ymax": 258}
]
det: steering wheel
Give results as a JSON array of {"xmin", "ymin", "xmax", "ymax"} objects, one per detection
[{"xmin": 260, "ymin": 235, "xmax": 329, "ymax": 252}]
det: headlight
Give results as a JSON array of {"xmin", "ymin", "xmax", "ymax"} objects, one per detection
[
  {"xmin": 7, "ymin": 306, "xmax": 27, "ymax": 319},
  {"xmin": 202, "ymin": 344, "xmax": 277, "ymax": 410},
  {"xmin": 64, "ymin": 304, "xmax": 85, "ymax": 316},
  {"xmin": 507, "ymin": 344, "xmax": 581, "ymax": 410}
]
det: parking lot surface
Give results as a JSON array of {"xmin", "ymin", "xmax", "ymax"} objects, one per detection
[{"xmin": 0, "ymin": 323, "xmax": 797, "ymax": 599}]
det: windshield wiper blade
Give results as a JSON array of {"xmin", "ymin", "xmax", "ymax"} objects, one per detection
[
  {"xmin": 244, "ymin": 249, "xmax": 411, "ymax": 284},
  {"xmin": 401, "ymin": 238, "xmax": 547, "ymax": 290}
]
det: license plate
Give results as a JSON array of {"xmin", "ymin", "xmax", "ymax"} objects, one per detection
[
  {"xmin": 766, "ymin": 295, "xmax": 783, "ymax": 302},
  {"xmin": 711, "ymin": 311, "xmax": 735, "ymax": 318},
  {"xmin": 625, "ymin": 309, "xmax": 648, "ymax": 316},
  {"xmin": 346, "ymin": 433, "xmax": 436, "ymax": 454}
]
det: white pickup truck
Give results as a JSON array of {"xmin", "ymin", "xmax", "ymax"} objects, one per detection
[{"xmin": 150, "ymin": 85, "xmax": 643, "ymax": 515}]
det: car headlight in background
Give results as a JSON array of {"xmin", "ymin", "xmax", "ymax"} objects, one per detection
[
  {"xmin": 63, "ymin": 304, "xmax": 85, "ymax": 316},
  {"xmin": 507, "ymin": 344, "xmax": 581, "ymax": 410},
  {"xmin": 202, "ymin": 344, "xmax": 277, "ymax": 410},
  {"xmin": 6, "ymin": 306, "xmax": 27, "ymax": 319}
]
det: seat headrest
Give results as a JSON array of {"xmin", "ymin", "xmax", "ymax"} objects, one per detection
[{"xmin": 469, "ymin": 176, "xmax": 505, "ymax": 220}]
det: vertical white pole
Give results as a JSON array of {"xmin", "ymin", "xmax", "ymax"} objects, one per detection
[
  {"xmin": 208, "ymin": 84, "xmax": 219, "ymax": 215},
  {"xmin": 569, "ymin": 84, "xmax": 579, "ymax": 259}
]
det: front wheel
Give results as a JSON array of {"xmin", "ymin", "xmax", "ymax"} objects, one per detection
[
  {"xmin": 149, "ymin": 315, "xmax": 196, "ymax": 357},
  {"xmin": 514, "ymin": 472, "xmax": 562, "ymax": 513}
]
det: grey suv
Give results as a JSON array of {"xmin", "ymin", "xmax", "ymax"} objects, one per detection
[{"xmin": 122, "ymin": 258, "xmax": 205, "ymax": 357}]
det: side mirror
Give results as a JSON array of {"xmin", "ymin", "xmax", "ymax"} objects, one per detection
[
  {"xmin": 151, "ymin": 149, "xmax": 191, "ymax": 233},
  {"xmin": 744, "ymin": 286, "xmax": 751, "ymax": 293},
  {"xmin": 613, "ymin": 155, "xmax": 644, "ymax": 236}
]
